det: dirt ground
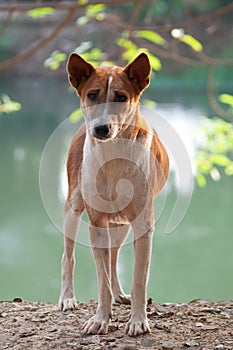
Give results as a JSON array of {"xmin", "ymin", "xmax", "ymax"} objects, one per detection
[{"xmin": 0, "ymin": 298, "xmax": 232, "ymax": 350}]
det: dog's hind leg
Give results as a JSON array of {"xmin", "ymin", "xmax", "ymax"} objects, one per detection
[
  {"xmin": 125, "ymin": 218, "xmax": 153, "ymax": 336},
  {"xmin": 109, "ymin": 223, "xmax": 131, "ymax": 305},
  {"xmin": 58, "ymin": 196, "xmax": 84, "ymax": 311}
]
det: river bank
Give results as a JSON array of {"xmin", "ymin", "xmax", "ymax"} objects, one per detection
[{"xmin": 0, "ymin": 299, "xmax": 232, "ymax": 349}]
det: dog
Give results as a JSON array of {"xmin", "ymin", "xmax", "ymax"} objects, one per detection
[{"xmin": 58, "ymin": 52, "xmax": 169, "ymax": 336}]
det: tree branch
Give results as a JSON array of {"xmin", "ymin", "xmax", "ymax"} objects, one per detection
[
  {"xmin": 0, "ymin": 0, "xmax": 135, "ymax": 12},
  {"xmin": 141, "ymin": 2, "xmax": 233, "ymax": 33},
  {"xmin": 207, "ymin": 65, "xmax": 233, "ymax": 122},
  {"xmin": 0, "ymin": 9, "xmax": 75, "ymax": 71}
]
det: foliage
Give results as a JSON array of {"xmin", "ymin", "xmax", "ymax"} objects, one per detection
[
  {"xmin": 27, "ymin": 7, "xmax": 55, "ymax": 19},
  {"xmin": 44, "ymin": 50, "xmax": 67, "ymax": 70},
  {"xmin": 195, "ymin": 96, "xmax": 233, "ymax": 187},
  {"xmin": 134, "ymin": 30, "xmax": 165, "ymax": 46},
  {"xmin": 219, "ymin": 93, "xmax": 233, "ymax": 111},
  {"xmin": 0, "ymin": 95, "xmax": 21, "ymax": 115},
  {"xmin": 171, "ymin": 29, "xmax": 203, "ymax": 52},
  {"xmin": 1, "ymin": 0, "xmax": 233, "ymax": 189},
  {"xmin": 69, "ymin": 108, "xmax": 83, "ymax": 124}
]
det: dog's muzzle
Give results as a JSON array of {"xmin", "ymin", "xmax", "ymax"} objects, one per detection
[{"xmin": 93, "ymin": 124, "xmax": 111, "ymax": 140}]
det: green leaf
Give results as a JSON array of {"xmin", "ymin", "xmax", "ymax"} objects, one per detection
[
  {"xmin": 69, "ymin": 108, "xmax": 83, "ymax": 124},
  {"xmin": 143, "ymin": 99, "xmax": 157, "ymax": 109},
  {"xmin": 181, "ymin": 34, "xmax": 203, "ymax": 52},
  {"xmin": 76, "ymin": 16, "xmax": 89, "ymax": 26},
  {"xmin": 116, "ymin": 38, "xmax": 137, "ymax": 51},
  {"xmin": 0, "ymin": 95, "xmax": 21, "ymax": 115},
  {"xmin": 196, "ymin": 173, "xmax": 207, "ymax": 187},
  {"xmin": 74, "ymin": 41, "xmax": 93, "ymax": 54},
  {"xmin": 211, "ymin": 154, "xmax": 230, "ymax": 167},
  {"xmin": 219, "ymin": 93, "xmax": 233, "ymax": 108},
  {"xmin": 147, "ymin": 52, "xmax": 162, "ymax": 71},
  {"xmin": 82, "ymin": 48, "xmax": 104, "ymax": 63},
  {"xmin": 44, "ymin": 50, "xmax": 67, "ymax": 70},
  {"xmin": 78, "ymin": 0, "xmax": 89, "ymax": 4},
  {"xmin": 171, "ymin": 29, "xmax": 203, "ymax": 52},
  {"xmin": 225, "ymin": 163, "xmax": 233, "ymax": 176},
  {"xmin": 135, "ymin": 30, "xmax": 165, "ymax": 45},
  {"xmin": 27, "ymin": 7, "xmax": 55, "ymax": 19},
  {"xmin": 86, "ymin": 4, "xmax": 105, "ymax": 17}
]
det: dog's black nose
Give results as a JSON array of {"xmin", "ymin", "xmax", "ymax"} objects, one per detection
[{"xmin": 93, "ymin": 124, "xmax": 110, "ymax": 139}]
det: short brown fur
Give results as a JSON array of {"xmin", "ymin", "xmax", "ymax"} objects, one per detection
[{"xmin": 59, "ymin": 53, "xmax": 169, "ymax": 336}]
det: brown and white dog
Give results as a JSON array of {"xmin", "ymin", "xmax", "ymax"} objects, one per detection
[{"xmin": 58, "ymin": 53, "xmax": 169, "ymax": 336}]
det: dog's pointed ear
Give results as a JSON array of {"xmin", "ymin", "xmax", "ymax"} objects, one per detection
[
  {"xmin": 123, "ymin": 53, "xmax": 151, "ymax": 93},
  {"xmin": 67, "ymin": 53, "xmax": 95, "ymax": 94}
]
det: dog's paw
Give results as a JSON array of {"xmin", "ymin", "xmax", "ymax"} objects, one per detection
[
  {"xmin": 125, "ymin": 317, "xmax": 150, "ymax": 336},
  {"xmin": 83, "ymin": 317, "xmax": 109, "ymax": 335},
  {"xmin": 58, "ymin": 297, "xmax": 78, "ymax": 312},
  {"xmin": 115, "ymin": 293, "xmax": 131, "ymax": 305}
]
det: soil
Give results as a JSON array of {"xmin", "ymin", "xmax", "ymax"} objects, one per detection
[{"xmin": 0, "ymin": 298, "xmax": 232, "ymax": 350}]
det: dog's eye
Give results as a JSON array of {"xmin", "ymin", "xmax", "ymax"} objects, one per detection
[
  {"xmin": 87, "ymin": 92, "xmax": 97, "ymax": 102},
  {"xmin": 115, "ymin": 94, "xmax": 127, "ymax": 103}
]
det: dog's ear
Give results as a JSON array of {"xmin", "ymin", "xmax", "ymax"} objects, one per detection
[
  {"xmin": 123, "ymin": 53, "xmax": 151, "ymax": 93},
  {"xmin": 67, "ymin": 53, "xmax": 95, "ymax": 94}
]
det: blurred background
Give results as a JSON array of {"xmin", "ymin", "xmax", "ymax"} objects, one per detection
[{"xmin": 0, "ymin": 0, "xmax": 232, "ymax": 304}]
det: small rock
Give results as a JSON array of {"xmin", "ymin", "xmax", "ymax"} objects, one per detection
[
  {"xmin": 215, "ymin": 345, "xmax": 224, "ymax": 349},
  {"xmin": 202, "ymin": 325, "xmax": 218, "ymax": 331},
  {"xmin": 116, "ymin": 346, "xmax": 135, "ymax": 350},
  {"xmin": 195, "ymin": 322, "xmax": 203, "ymax": 327},
  {"xmin": 108, "ymin": 324, "xmax": 118, "ymax": 332},
  {"xmin": 80, "ymin": 335, "xmax": 101, "ymax": 345},
  {"xmin": 105, "ymin": 337, "xmax": 116, "ymax": 343},
  {"xmin": 154, "ymin": 323, "xmax": 171, "ymax": 332},
  {"xmin": 147, "ymin": 297, "xmax": 153, "ymax": 305},
  {"xmin": 185, "ymin": 340, "xmax": 199, "ymax": 347},
  {"xmin": 44, "ymin": 336, "xmax": 54, "ymax": 340},
  {"xmin": 13, "ymin": 298, "xmax": 22, "ymax": 302},
  {"xmin": 66, "ymin": 342, "xmax": 78, "ymax": 347},
  {"xmin": 0, "ymin": 312, "xmax": 7, "ymax": 318},
  {"xmin": 140, "ymin": 336, "xmax": 155, "ymax": 347},
  {"xmin": 162, "ymin": 341, "xmax": 175, "ymax": 349},
  {"xmin": 48, "ymin": 327, "xmax": 58, "ymax": 333},
  {"xmin": 19, "ymin": 331, "xmax": 37, "ymax": 338}
]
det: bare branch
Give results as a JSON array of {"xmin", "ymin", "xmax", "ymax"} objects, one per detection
[
  {"xmin": 134, "ymin": 38, "xmax": 204, "ymax": 67},
  {"xmin": 0, "ymin": 9, "xmax": 75, "ymax": 71},
  {"xmin": 0, "ymin": 10, "xmax": 13, "ymax": 36},
  {"xmin": 207, "ymin": 65, "xmax": 233, "ymax": 122},
  {"xmin": 194, "ymin": 51, "xmax": 233, "ymax": 67},
  {"xmin": 141, "ymin": 2, "xmax": 233, "ymax": 33},
  {"xmin": 0, "ymin": 0, "xmax": 135, "ymax": 12}
]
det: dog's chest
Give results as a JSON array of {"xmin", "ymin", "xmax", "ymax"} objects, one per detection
[{"xmin": 81, "ymin": 138, "xmax": 150, "ymax": 217}]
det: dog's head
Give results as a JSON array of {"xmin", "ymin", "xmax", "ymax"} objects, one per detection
[{"xmin": 67, "ymin": 53, "xmax": 151, "ymax": 141}]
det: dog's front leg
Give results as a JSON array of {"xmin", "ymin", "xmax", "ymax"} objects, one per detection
[
  {"xmin": 58, "ymin": 200, "xmax": 83, "ymax": 311},
  {"xmin": 84, "ymin": 223, "xmax": 112, "ymax": 335},
  {"xmin": 125, "ymin": 222, "xmax": 153, "ymax": 336}
]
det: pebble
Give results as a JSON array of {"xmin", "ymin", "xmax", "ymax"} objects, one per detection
[
  {"xmin": 162, "ymin": 341, "xmax": 175, "ymax": 349},
  {"xmin": 185, "ymin": 340, "xmax": 199, "ymax": 347},
  {"xmin": 108, "ymin": 324, "xmax": 118, "ymax": 332},
  {"xmin": 80, "ymin": 335, "xmax": 100, "ymax": 345},
  {"xmin": 140, "ymin": 336, "xmax": 156, "ymax": 347}
]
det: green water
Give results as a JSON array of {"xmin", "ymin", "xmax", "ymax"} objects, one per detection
[{"xmin": 0, "ymin": 77, "xmax": 232, "ymax": 304}]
